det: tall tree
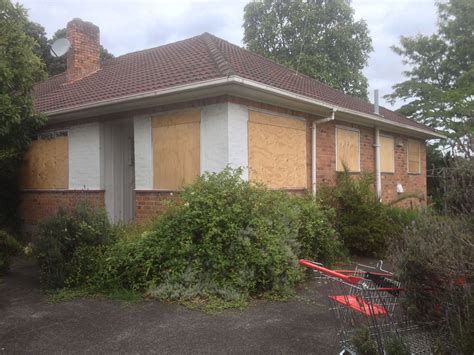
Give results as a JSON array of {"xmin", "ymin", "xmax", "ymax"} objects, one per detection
[
  {"xmin": 0, "ymin": 0, "xmax": 46, "ymax": 229},
  {"xmin": 243, "ymin": 0, "xmax": 373, "ymax": 99},
  {"xmin": 386, "ymin": 0, "xmax": 473, "ymax": 159}
]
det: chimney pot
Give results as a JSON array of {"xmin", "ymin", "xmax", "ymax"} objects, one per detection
[{"xmin": 66, "ymin": 18, "xmax": 100, "ymax": 82}]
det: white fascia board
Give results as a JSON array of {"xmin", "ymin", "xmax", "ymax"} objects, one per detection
[
  {"xmin": 45, "ymin": 77, "xmax": 231, "ymax": 117},
  {"xmin": 44, "ymin": 75, "xmax": 445, "ymax": 140},
  {"xmin": 229, "ymin": 77, "xmax": 446, "ymax": 140}
]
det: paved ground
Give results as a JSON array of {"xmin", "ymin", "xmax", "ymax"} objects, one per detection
[{"xmin": 0, "ymin": 258, "xmax": 339, "ymax": 354}]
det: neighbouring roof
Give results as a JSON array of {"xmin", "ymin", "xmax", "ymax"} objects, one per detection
[{"xmin": 33, "ymin": 32, "xmax": 434, "ymax": 133}]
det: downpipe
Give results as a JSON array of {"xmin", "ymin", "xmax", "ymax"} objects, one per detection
[{"xmin": 312, "ymin": 109, "xmax": 336, "ymax": 196}]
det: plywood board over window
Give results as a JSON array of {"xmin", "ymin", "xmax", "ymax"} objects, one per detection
[
  {"xmin": 408, "ymin": 139, "xmax": 421, "ymax": 174},
  {"xmin": 336, "ymin": 127, "xmax": 360, "ymax": 172},
  {"xmin": 19, "ymin": 134, "xmax": 69, "ymax": 189},
  {"xmin": 152, "ymin": 110, "xmax": 200, "ymax": 190},
  {"xmin": 380, "ymin": 135, "xmax": 395, "ymax": 173},
  {"xmin": 248, "ymin": 110, "xmax": 307, "ymax": 189}
]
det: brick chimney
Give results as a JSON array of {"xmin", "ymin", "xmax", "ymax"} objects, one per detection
[{"xmin": 66, "ymin": 18, "xmax": 100, "ymax": 82}]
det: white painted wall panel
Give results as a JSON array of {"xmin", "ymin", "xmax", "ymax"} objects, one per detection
[
  {"xmin": 228, "ymin": 103, "xmax": 249, "ymax": 180},
  {"xmin": 68, "ymin": 122, "xmax": 103, "ymax": 189},
  {"xmin": 133, "ymin": 115, "xmax": 153, "ymax": 190},
  {"xmin": 200, "ymin": 102, "xmax": 249, "ymax": 179},
  {"xmin": 200, "ymin": 103, "xmax": 229, "ymax": 174}
]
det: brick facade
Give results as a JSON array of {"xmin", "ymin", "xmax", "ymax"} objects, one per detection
[
  {"xmin": 19, "ymin": 190, "xmax": 105, "ymax": 226},
  {"xmin": 380, "ymin": 134, "xmax": 427, "ymax": 208},
  {"xmin": 135, "ymin": 191, "xmax": 179, "ymax": 223},
  {"xmin": 20, "ymin": 96, "xmax": 427, "ymax": 227},
  {"xmin": 307, "ymin": 119, "xmax": 426, "ymax": 207}
]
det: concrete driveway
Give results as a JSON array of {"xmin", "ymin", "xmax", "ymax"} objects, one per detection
[{"xmin": 0, "ymin": 259, "xmax": 338, "ymax": 354}]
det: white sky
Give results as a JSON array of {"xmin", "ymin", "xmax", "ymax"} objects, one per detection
[{"xmin": 19, "ymin": 0, "xmax": 438, "ymax": 108}]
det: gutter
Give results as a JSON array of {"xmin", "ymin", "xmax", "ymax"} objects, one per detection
[
  {"xmin": 312, "ymin": 109, "xmax": 336, "ymax": 196},
  {"xmin": 44, "ymin": 75, "xmax": 445, "ymax": 139},
  {"xmin": 230, "ymin": 77, "xmax": 446, "ymax": 139},
  {"xmin": 44, "ymin": 77, "xmax": 231, "ymax": 117}
]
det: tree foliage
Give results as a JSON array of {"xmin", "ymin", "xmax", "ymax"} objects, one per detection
[
  {"xmin": 386, "ymin": 0, "xmax": 474, "ymax": 158},
  {"xmin": 26, "ymin": 25, "xmax": 114, "ymax": 77},
  {"xmin": 0, "ymin": 0, "xmax": 46, "ymax": 229},
  {"xmin": 243, "ymin": 0, "xmax": 373, "ymax": 99}
]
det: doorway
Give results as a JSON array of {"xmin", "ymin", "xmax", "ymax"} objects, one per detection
[{"xmin": 104, "ymin": 119, "xmax": 135, "ymax": 223}]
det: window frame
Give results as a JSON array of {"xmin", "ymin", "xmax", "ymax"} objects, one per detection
[
  {"xmin": 335, "ymin": 125, "xmax": 361, "ymax": 173},
  {"xmin": 407, "ymin": 139, "xmax": 421, "ymax": 174},
  {"xmin": 380, "ymin": 134, "xmax": 395, "ymax": 174}
]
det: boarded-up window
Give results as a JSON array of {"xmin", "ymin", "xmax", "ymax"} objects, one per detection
[
  {"xmin": 380, "ymin": 135, "xmax": 395, "ymax": 173},
  {"xmin": 336, "ymin": 127, "xmax": 360, "ymax": 172},
  {"xmin": 248, "ymin": 111, "xmax": 307, "ymax": 189},
  {"xmin": 152, "ymin": 110, "xmax": 200, "ymax": 189},
  {"xmin": 408, "ymin": 140, "xmax": 421, "ymax": 174},
  {"xmin": 19, "ymin": 134, "xmax": 69, "ymax": 189}
]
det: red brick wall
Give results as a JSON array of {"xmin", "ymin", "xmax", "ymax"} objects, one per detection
[
  {"xmin": 380, "ymin": 135, "xmax": 426, "ymax": 208},
  {"xmin": 35, "ymin": 95, "xmax": 427, "ymax": 230},
  {"xmin": 131, "ymin": 102, "xmax": 426, "ymax": 220},
  {"xmin": 135, "ymin": 190, "xmax": 179, "ymax": 223},
  {"xmin": 19, "ymin": 190, "xmax": 105, "ymax": 226},
  {"xmin": 309, "ymin": 119, "xmax": 426, "ymax": 207}
]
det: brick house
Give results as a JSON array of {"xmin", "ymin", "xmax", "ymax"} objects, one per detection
[{"xmin": 20, "ymin": 18, "xmax": 444, "ymax": 228}]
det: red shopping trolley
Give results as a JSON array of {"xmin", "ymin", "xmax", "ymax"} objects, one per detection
[{"xmin": 299, "ymin": 259, "xmax": 434, "ymax": 354}]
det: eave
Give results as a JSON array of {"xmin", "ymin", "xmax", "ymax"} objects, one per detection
[{"xmin": 42, "ymin": 75, "xmax": 446, "ymax": 140}]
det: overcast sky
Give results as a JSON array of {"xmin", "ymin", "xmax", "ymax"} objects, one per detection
[{"xmin": 19, "ymin": 0, "xmax": 438, "ymax": 108}]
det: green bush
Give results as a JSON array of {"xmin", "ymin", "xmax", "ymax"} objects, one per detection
[
  {"xmin": 0, "ymin": 230, "xmax": 22, "ymax": 274},
  {"xmin": 68, "ymin": 168, "xmax": 341, "ymax": 308},
  {"xmin": 319, "ymin": 170, "xmax": 418, "ymax": 257},
  {"xmin": 34, "ymin": 202, "xmax": 115, "ymax": 288},
  {"xmin": 391, "ymin": 213, "xmax": 473, "ymax": 354},
  {"xmin": 290, "ymin": 195, "xmax": 341, "ymax": 262},
  {"xmin": 351, "ymin": 326, "xmax": 378, "ymax": 355},
  {"xmin": 40, "ymin": 169, "xmax": 342, "ymax": 309},
  {"xmin": 384, "ymin": 336, "xmax": 410, "ymax": 355}
]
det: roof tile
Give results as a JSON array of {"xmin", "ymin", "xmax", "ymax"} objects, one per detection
[{"xmin": 33, "ymin": 32, "xmax": 432, "ymax": 132}]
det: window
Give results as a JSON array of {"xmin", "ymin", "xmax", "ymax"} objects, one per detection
[
  {"xmin": 248, "ymin": 111, "xmax": 307, "ymax": 188},
  {"xmin": 407, "ymin": 140, "xmax": 421, "ymax": 174},
  {"xmin": 152, "ymin": 110, "xmax": 200, "ymax": 189},
  {"xmin": 336, "ymin": 127, "xmax": 360, "ymax": 172},
  {"xmin": 19, "ymin": 133, "xmax": 69, "ymax": 189},
  {"xmin": 380, "ymin": 135, "xmax": 395, "ymax": 173}
]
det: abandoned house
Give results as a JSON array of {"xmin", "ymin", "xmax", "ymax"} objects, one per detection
[{"xmin": 19, "ymin": 18, "xmax": 444, "ymax": 229}]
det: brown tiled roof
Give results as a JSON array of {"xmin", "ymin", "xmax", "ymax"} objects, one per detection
[{"xmin": 33, "ymin": 32, "xmax": 432, "ymax": 132}]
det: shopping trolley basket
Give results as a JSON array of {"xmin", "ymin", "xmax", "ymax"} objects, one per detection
[{"xmin": 299, "ymin": 259, "xmax": 433, "ymax": 354}]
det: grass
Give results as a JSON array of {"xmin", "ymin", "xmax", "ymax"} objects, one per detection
[
  {"xmin": 180, "ymin": 296, "xmax": 249, "ymax": 314},
  {"xmin": 46, "ymin": 287, "xmax": 143, "ymax": 304}
]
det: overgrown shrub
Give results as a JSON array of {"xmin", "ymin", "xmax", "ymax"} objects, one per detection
[
  {"xmin": 384, "ymin": 336, "xmax": 410, "ymax": 355},
  {"xmin": 290, "ymin": 195, "xmax": 342, "ymax": 262},
  {"xmin": 34, "ymin": 202, "xmax": 115, "ymax": 288},
  {"xmin": 351, "ymin": 326, "xmax": 378, "ymax": 354},
  {"xmin": 444, "ymin": 159, "xmax": 474, "ymax": 215},
  {"xmin": 391, "ymin": 213, "xmax": 473, "ymax": 354},
  {"xmin": 0, "ymin": 230, "xmax": 22, "ymax": 274},
  {"xmin": 319, "ymin": 170, "xmax": 417, "ymax": 257},
  {"xmin": 67, "ymin": 168, "xmax": 341, "ymax": 308}
]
